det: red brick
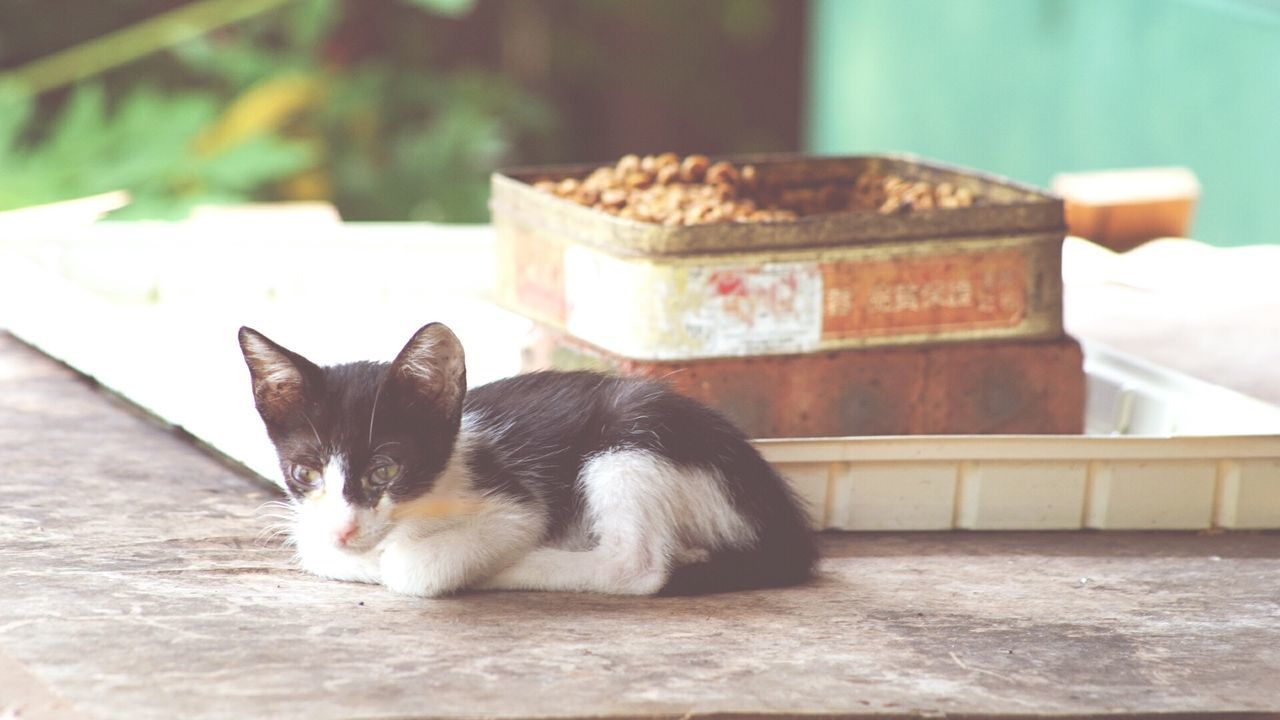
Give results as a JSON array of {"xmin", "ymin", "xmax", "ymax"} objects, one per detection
[
  {"xmin": 921, "ymin": 338, "xmax": 1085, "ymax": 434},
  {"xmin": 527, "ymin": 326, "xmax": 1083, "ymax": 438}
]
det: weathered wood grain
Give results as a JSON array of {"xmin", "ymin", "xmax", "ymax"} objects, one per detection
[{"xmin": 2, "ymin": 332, "xmax": 1279, "ymax": 719}]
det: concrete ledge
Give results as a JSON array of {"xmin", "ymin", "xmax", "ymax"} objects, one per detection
[{"xmin": 4, "ymin": 226, "xmax": 1278, "ymax": 533}]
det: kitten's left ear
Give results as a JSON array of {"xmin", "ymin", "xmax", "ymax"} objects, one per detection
[
  {"xmin": 387, "ymin": 323, "xmax": 467, "ymax": 421},
  {"xmin": 238, "ymin": 326, "xmax": 320, "ymax": 425}
]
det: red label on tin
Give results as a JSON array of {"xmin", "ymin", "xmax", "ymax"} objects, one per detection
[{"xmin": 821, "ymin": 250, "xmax": 1027, "ymax": 339}]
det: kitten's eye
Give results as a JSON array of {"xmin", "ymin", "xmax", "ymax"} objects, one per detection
[
  {"xmin": 290, "ymin": 465, "xmax": 321, "ymax": 487},
  {"xmin": 370, "ymin": 463, "xmax": 402, "ymax": 484}
]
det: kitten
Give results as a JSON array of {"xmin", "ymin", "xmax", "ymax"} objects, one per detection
[{"xmin": 239, "ymin": 322, "xmax": 817, "ymax": 596}]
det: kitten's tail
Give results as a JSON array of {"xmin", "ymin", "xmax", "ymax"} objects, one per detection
[
  {"xmin": 658, "ymin": 542, "xmax": 817, "ymax": 596},
  {"xmin": 659, "ymin": 464, "xmax": 819, "ymax": 596}
]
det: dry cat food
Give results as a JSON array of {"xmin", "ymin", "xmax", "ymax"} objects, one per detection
[{"xmin": 532, "ymin": 153, "xmax": 979, "ymax": 226}]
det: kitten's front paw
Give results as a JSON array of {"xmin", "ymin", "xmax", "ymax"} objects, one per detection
[{"xmin": 378, "ymin": 543, "xmax": 465, "ymax": 598}]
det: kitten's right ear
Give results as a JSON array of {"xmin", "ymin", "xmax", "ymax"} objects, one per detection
[
  {"xmin": 238, "ymin": 327, "xmax": 318, "ymax": 425},
  {"xmin": 386, "ymin": 322, "xmax": 467, "ymax": 422}
]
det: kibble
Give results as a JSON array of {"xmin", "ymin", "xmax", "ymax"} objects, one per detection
[
  {"xmin": 530, "ymin": 154, "xmax": 980, "ymax": 226},
  {"xmin": 679, "ymin": 154, "xmax": 710, "ymax": 183},
  {"xmin": 705, "ymin": 161, "xmax": 739, "ymax": 188}
]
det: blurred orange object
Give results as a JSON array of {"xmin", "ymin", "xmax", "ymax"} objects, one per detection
[{"xmin": 1052, "ymin": 167, "xmax": 1200, "ymax": 251}]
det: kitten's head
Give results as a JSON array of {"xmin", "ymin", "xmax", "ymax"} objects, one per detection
[{"xmin": 238, "ymin": 323, "xmax": 467, "ymax": 553}]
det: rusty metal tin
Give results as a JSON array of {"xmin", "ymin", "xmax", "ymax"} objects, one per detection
[
  {"xmin": 492, "ymin": 154, "xmax": 1065, "ymax": 360},
  {"xmin": 526, "ymin": 325, "xmax": 1085, "ymax": 438}
]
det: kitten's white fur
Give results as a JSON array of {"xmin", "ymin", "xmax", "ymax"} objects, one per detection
[{"xmin": 288, "ymin": 415, "xmax": 756, "ymax": 596}]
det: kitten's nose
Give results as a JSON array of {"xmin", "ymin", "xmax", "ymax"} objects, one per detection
[{"xmin": 334, "ymin": 520, "xmax": 359, "ymax": 546}]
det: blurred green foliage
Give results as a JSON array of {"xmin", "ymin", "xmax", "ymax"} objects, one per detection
[
  {"xmin": 0, "ymin": 83, "xmax": 314, "ymax": 218},
  {"xmin": 0, "ymin": 0, "xmax": 552, "ymax": 221}
]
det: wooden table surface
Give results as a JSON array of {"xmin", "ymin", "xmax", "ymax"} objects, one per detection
[{"xmin": 3, "ymin": 331, "xmax": 1279, "ymax": 719}]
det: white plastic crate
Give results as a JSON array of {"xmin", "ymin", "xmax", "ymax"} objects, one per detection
[
  {"xmin": 761, "ymin": 435, "xmax": 1280, "ymax": 531},
  {"xmin": 759, "ymin": 345, "xmax": 1280, "ymax": 530}
]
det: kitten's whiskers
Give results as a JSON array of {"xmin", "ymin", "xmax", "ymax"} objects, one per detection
[
  {"xmin": 368, "ymin": 381, "xmax": 384, "ymax": 447},
  {"xmin": 254, "ymin": 500, "xmax": 299, "ymax": 548}
]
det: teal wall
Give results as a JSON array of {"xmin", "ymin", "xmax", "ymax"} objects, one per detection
[{"xmin": 808, "ymin": 0, "xmax": 1280, "ymax": 246}]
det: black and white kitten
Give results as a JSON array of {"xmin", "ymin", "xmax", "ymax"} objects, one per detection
[{"xmin": 239, "ymin": 322, "xmax": 817, "ymax": 596}]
